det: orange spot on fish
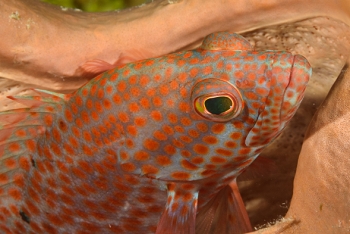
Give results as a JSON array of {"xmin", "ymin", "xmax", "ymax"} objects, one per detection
[
  {"xmin": 139, "ymin": 97, "xmax": 151, "ymax": 109},
  {"xmin": 179, "ymin": 102, "xmax": 190, "ymax": 112},
  {"xmin": 135, "ymin": 151, "xmax": 150, "ymax": 161},
  {"xmin": 0, "ymin": 173, "xmax": 8, "ymax": 184},
  {"xmin": 203, "ymin": 66, "xmax": 212, "ymax": 74},
  {"xmin": 126, "ymin": 125, "xmax": 137, "ymax": 136},
  {"xmin": 75, "ymin": 96, "xmax": 83, "ymax": 106},
  {"xmin": 18, "ymin": 157, "xmax": 30, "ymax": 171},
  {"xmin": 201, "ymin": 169, "xmax": 216, "ymax": 176},
  {"xmin": 216, "ymin": 148, "xmax": 232, "ymax": 157},
  {"xmin": 72, "ymin": 167, "xmax": 87, "ymax": 179},
  {"xmin": 127, "ymin": 102, "xmax": 139, "ymax": 113},
  {"xmin": 82, "ymin": 88, "xmax": 89, "ymax": 96},
  {"xmin": 156, "ymin": 155, "xmax": 171, "ymax": 166},
  {"xmin": 150, "ymin": 110, "xmax": 163, "ymax": 121},
  {"xmin": 168, "ymin": 113, "xmax": 178, "ymax": 124},
  {"xmin": 76, "ymin": 161, "xmax": 92, "ymax": 174},
  {"xmin": 180, "ymin": 117, "xmax": 192, "ymax": 126},
  {"xmin": 210, "ymin": 156, "xmax": 227, "ymax": 164},
  {"xmin": 15, "ymin": 129, "xmax": 26, "ymax": 137},
  {"xmin": 82, "ymin": 131, "xmax": 92, "ymax": 142},
  {"xmin": 202, "ymin": 135, "xmax": 218, "ymax": 144},
  {"xmin": 51, "ymin": 143, "xmax": 61, "ymax": 156},
  {"xmin": 103, "ymin": 99, "xmax": 112, "ymax": 109},
  {"xmin": 152, "ymin": 97, "xmax": 162, "ymax": 107},
  {"xmin": 162, "ymin": 125, "xmax": 174, "ymax": 135},
  {"xmin": 130, "ymin": 87, "xmax": 141, "ymax": 97},
  {"xmin": 190, "ymin": 68, "xmax": 199, "ymax": 77},
  {"xmin": 4, "ymin": 158, "xmax": 16, "ymax": 169},
  {"xmin": 117, "ymin": 81, "xmax": 127, "ymax": 92},
  {"xmin": 180, "ymin": 150, "xmax": 191, "ymax": 158},
  {"xmin": 95, "ymin": 101, "xmax": 103, "ymax": 113},
  {"xmin": 160, "ymin": 85, "xmax": 169, "ymax": 96},
  {"xmin": 52, "ymin": 128, "xmax": 61, "ymax": 142},
  {"xmin": 120, "ymin": 162, "xmax": 136, "ymax": 172},
  {"xmin": 225, "ymin": 141, "xmax": 237, "ymax": 148},
  {"xmin": 153, "ymin": 131, "xmax": 167, "ymax": 141},
  {"xmin": 179, "ymin": 135, "xmax": 192, "ymax": 143},
  {"xmin": 134, "ymin": 117, "xmax": 146, "ymax": 127},
  {"xmin": 64, "ymin": 109, "xmax": 73, "ymax": 122},
  {"xmin": 140, "ymin": 75, "xmax": 149, "ymax": 86},
  {"xmin": 112, "ymin": 94, "xmax": 122, "ymax": 105},
  {"xmin": 143, "ymin": 139, "xmax": 159, "ymax": 151},
  {"xmin": 238, "ymin": 148, "xmax": 251, "ymax": 154},
  {"xmin": 180, "ymin": 88, "xmax": 187, "ymax": 98},
  {"xmin": 81, "ymin": 111, "xmax": 90, "ymax": 124},
  {"xmin": 178, "ymin": 73, "xmax": 187, "ymax": 82},
  {"xmin": 193, "ymin": 144, "xmax": 209, "ymax": 155},
  {"xmin": 128, "ymin": 75, "xmax": 137, "ymax": 85},
  {"xmin": 13, "ymin": 173, "xmax": 25, "ymax": 187},
  {"xmin": 171, "ymin": 171, "xmax": 191, "ymax": 180},
  {"xmin": 44, "ymin": 115, "xmax": 53, "ymax": 126},
  {"xmin": 106, "ymin": 85, "xmax": 113, "ymax": 94},
  {"xmin": 97, "ymin": 89, "xmax": 104, "ymax": 99},
  {"xmin": 146, "ymin": 88, "xmax": 156, "ymax": 97},
  {"xmin": 256, "ymin": 87, "xmax": 269, "ymax": 96},
  {"xmin": 181, "ymin": 160, "xmax": 198, "ymax": 170},
  {"xmin": 230, "ymin": 132, "xmax": 242, "ymax": 140},
  {"xmin": 188, "ymin": 129, "xmax": 199, "ymax": 138},
  {"xmin": 172, "ymin": 139, "xmax": 184, "ymax": 148},
  {"xmin": 8, "ymin": 188, "xmax": 21, "ymax": 200},
  {"xmin": 142, "ymin": 165, "xmax": 159, "ymax": 175},
  {"xmin": 8, "ymin": 142, "xmax": 20, "ymax": 152},
  {"xmin": 145, "ymin": 60, "xmax": 154, "ymax": 66},
  {"xmin": 191, "ymin": 157, "xmax": 204, "ymax": 165},
  {"xmin": 118, "ymin": 112, "xmax": 129, "ymax": 123},
  {"xmin": 164, "ymin": 144, "xmax": 176, "ymax": 155},
  {"xmin": 196, "ymin": 122, "xmax": 208, "ymax": 132}
]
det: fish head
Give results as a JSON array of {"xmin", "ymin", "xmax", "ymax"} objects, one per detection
[
  {"xmin": 186, "ymin": 49, "xmax": 311, "ymax": 178},
  {"xmin": 104, "ymin": 32, "xmax": 311, "ymax": 181}
]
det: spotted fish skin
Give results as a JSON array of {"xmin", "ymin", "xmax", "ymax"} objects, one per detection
[{"xmin": 0, "ymin": 32, "xmax": 311, "ymax": 233}]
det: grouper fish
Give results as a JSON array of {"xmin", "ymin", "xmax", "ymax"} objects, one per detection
[{"xmin": 0, "ymin": 32, "xmax": 311, "ymax": 234}]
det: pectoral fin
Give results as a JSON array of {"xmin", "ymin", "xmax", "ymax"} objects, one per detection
[
  {"xmin": 156, "ymin": 182, "xmax": 198, "ymax": 234},
  {"xmin": 196, "ymin": 179, "xmax": 252, "ymax": 234}
]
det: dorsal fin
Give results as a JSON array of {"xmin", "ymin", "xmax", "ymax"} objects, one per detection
[
  {"xmin": 78, "ymin": 59, "xmax": 116, "ymax": 78},
  {"xmin": 33, "ymin": 89, "xmax": 71, "ymax": 100},
  {"xmin": 201, "ymin": 32, "xmax": 252, "ymax": 51}
]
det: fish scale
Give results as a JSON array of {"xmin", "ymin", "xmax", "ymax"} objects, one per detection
[{"xmin": 0, "ymin": 32, "xmax": 311, "ymax": 233}]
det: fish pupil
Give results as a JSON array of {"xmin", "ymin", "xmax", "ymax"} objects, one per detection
[{"xmin": 205, "ymin": 96, "xmax": 232, "ymax": 115}]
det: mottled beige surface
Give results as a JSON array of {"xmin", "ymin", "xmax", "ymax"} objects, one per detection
[
  {"xmin": 283, "ymin": 60, "xmax": 350, "ymax": 233},
  {"xmin": 1, "ymin": 0, "xmax": 350, "ymax": 233}
]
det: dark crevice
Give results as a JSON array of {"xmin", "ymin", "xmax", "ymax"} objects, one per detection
[{"xmin": 19, "ymin": 211, "xmax": 30, "ymax": 224}]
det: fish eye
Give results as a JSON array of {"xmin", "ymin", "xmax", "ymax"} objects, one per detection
[
  {"xmin": 191, "ymin": 78, "xmax": 244, "ymax": 122},
  {"xmin": 204, "ymin": 96, "xmax": 233, "ymax": 115}
]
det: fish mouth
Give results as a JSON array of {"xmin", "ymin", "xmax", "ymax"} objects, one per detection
[{"xmin": 280, "ymin": 54, "xmax": 311, "ymax": 123}]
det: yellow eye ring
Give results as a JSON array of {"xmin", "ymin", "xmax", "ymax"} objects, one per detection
[{"xmin": 191, "ymin": 78, "xmax": 244, "ymax": 122}]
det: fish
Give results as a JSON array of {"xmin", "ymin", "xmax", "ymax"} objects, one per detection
[{"xmin": 0, "ymin": 31, "xmax": 311, "ymax": 234}]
